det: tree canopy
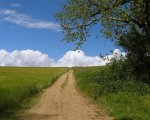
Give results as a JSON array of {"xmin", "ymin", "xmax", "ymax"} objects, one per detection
[
  {"xmin": 55, "ymin": 0, "xmax": 150, "ymax": 83},
  {"xmin": 55, "ymin": 0, "xmax": 150, "ymax": 47}
]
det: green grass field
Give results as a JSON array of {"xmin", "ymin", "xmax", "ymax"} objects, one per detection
[
  {"xmin": 0, "ymin": 67, "xmax": 67, "ymax": 116},
  {"xmin": 1, "ymin": 66, "xmax": 149, "ymax": 120},
  {"xmin": 74, "ymin": 67, "xmax": 150, "ymax": 120}
]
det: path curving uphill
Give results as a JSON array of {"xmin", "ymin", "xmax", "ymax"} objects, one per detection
[{"xmin": 22, "ymin": 70, "xmax": 112, "ymax": 120}]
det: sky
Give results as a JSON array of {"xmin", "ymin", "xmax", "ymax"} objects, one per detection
[{"xmin": 0, "ymin": 0, "xmax": 122, "ymax": 67}]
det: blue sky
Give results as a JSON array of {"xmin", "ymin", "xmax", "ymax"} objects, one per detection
[{"xmin": 0, "ymin": 0, "xmax": 119, "ymax": 67}]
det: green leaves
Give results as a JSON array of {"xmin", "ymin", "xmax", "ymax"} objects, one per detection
[{"xmin": 55, "ymin": 0, "xmax": 149, "ymax": 48}]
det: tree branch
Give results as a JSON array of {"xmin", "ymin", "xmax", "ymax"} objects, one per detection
[
  {"xmin": 62, "ymin": 17, "xmax": 100, "ymax": 30},
  {"xmin": 109, "ymin": 17, "xmax": 130, "ymax": 23},
  {"xmin": 109, "ymin": 17, "xmax": 144, "ymax": 29},
  {"xmin": 114, "ymin": 0, "xmax": 131, "ymax": 7}
]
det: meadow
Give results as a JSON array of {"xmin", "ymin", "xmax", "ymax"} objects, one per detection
[
  {"xmin": 0, "ymin": 67, "xmax": 67, "ymax": 115},
  {"xmin": 74, "ymin": 67, "xmax": 150, "ymax": 120}
]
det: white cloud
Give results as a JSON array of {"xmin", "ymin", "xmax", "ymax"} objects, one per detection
[
  {"xmin": 10, "ymin": 3, "xmax": 22, "ymax": 8},
  {"xmin": 0, "ymin": 9, "xmax": 61, "ymax": 31},
  {"xmin": 54, "ymin": 49, "xmax": 126, "ymax": 67},
  {"xmin": 54, "ymin": 50, "xmax": 106, "ymax": 67},
  {"xmin": 0, "ymin": 49, "xmax": 126, "ymax": 67},
  {"xmin": 0, "ymin": 49, "xmax": 54, "ymax": 67},
  {"xmin": 104, "ymin": 49, "xmax": 126, "ymax": 62},
  {"xmin": 0, "ymin": 9, "xmax": 16, "ymax": 15}
]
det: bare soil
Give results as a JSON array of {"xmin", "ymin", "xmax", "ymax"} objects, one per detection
[{"xmin": 22, "ymin": 70, "xmax": 112, "ymax": 120}]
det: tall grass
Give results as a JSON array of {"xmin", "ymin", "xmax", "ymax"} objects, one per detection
[
  {"xmin": 0, "ymin": 67, "xmax": 67, "ymax": 113},
  {"xmin": 74, "ymin": 67, "xmax": 150, "ymax": 120}
]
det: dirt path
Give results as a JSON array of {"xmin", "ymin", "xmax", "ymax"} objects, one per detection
[{"xmin": 22, "ymin": 70, "xmax": 112, "ymax": 120}]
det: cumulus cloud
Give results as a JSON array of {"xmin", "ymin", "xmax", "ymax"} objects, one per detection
[
  {"xmin": 53, "ymin": 49, "xmax": 126, "ymax": 67},
  {"xmin": 0, "ymin": 49, "xmax": 125, "ymax": 67},
  {"xmin": 104, "ymin": 49, "xmax": 126, "ymax": 62},
  {"xmin": 0, "ymin": 9, "xmax": 61, "ymax": 31},
  {"xmin": 0, "ymin": 49, "xmax": 54, "ymax": 67},
  {"xmin": 54, "ymin": 50, "xmax": 106, "ymax": 67}
]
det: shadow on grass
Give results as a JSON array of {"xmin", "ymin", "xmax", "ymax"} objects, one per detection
[
  {"xmin": 0, "ymin": 112, "xmax": 18, "ymax": 120},
  {"xmin": 115, "ymin": 116, "xmax": 133, "ymax": 120}
]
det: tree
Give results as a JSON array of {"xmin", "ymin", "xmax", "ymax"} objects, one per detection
[
  {"xmin": 55, "ymin": 0, "xmax": 150, "ymax": 82},
  {"xmin": 118, "ymin": 29, "xmax": 150, "ymax": 83},
  {"xmin": 55, "ymin": 0, "xmax": 150, "ymax": 47}
]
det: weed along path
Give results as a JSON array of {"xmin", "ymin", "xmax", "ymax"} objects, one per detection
[{"xmin": 22, "ymin": 70, "xmax": 112, "ymax": 120}]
